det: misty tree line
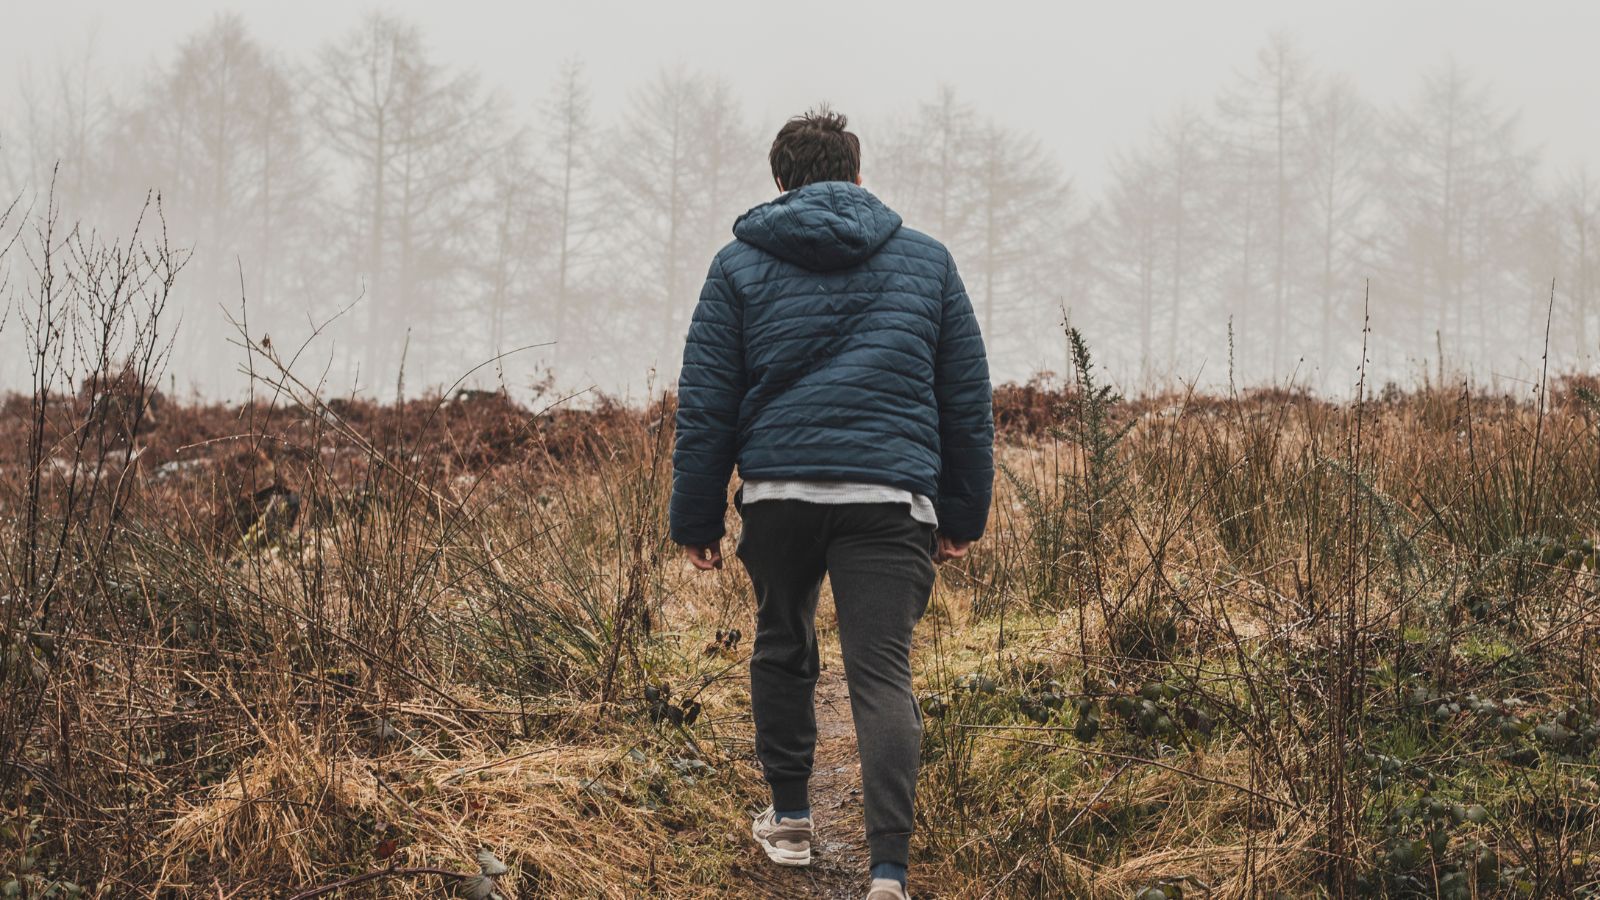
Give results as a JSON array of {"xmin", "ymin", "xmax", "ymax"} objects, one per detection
[
  {"xmin": 1094, "ymin": 33, "xmax": 1597, "ymax": 389},
  {"xmin": 2, "ymin": 17, "xmax": 1595, "ymax": 397}
]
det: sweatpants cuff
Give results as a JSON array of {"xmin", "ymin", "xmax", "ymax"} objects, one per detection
[
  {"xmin": 769, "ymin": 777, "xmax": 809, "ymax": 812},
  {"xmin": 869, "ymin": 832, "xmax": 910, "ymax": 869}
]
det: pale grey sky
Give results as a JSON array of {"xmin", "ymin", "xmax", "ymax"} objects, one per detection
[
  {"xmin": 3, "ymin": 0, "xmax": 1597, "ymax": 398},
  {"xmin": 5, "ymin": 0, "xmax": 1598, "ymax": 191}
]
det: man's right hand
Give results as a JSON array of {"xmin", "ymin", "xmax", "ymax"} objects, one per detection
[
  {"xmin": 683, "ymin": 541, "xmax": 723, "ymax": 571},
  {"xmin": 933, "ymin": 534, "xmax": 973, "ymax": 563}
]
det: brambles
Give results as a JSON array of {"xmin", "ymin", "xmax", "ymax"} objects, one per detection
[
  {"xmin": 701, "ymin": 628, "xmax": 742, "ymax": 658},
  {"xmin": 643, "ymin": 682, "xmax": 704, "ymax": 728},
  {"xmin": 1106, "ymin": 601, "xmax": 1181, "ymax": 663},
  {"xmin": 1362, "ymin": 785, "xmax": 1507, "ymax": 898}
]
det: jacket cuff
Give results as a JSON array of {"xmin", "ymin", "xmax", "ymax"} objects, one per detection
[
  {"xmin": 935, "ymin": 498, "xmax": 988, "ymax": 542},
  {"xmin": 669, "ymin": 518, "xmax": 726, "ymax": 546}
]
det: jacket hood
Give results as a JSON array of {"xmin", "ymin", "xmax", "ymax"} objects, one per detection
[{"xmin": 732, "ymin": 181, "xmax": 903, "ymax": 272}]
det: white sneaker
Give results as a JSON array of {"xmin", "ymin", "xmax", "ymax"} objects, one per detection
[
  {"xmin": 751, "ymin": 805, "xmax": 812, "ymax": 867},
  {"xmin": 866, "ymin": 877, "xmax": 910, "ymax": 899}
]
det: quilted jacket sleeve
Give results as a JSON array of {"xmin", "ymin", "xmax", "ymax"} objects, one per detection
[
  {"xmin": 932, "ymin": 251, "xmax": 995, "ymax": 541},
  {"xmin": 670, "ymin": 254, "xmax": 745, "ymax": 545}
]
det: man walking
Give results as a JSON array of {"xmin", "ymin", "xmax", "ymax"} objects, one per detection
[{"xmin": 669, "ymin": 107, "xmax": 994, "ymax": 900}]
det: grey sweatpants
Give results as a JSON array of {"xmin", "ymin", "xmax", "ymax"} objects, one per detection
[{"xmin": 733, "ymin": 494, "xmax": 938, "ymax": 869}]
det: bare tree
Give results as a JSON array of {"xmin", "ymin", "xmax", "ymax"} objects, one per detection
[
  {"xmin": 605, "ymin": 66, "xmax": 763, "ymax": 370},
  {"xmin": 1097, "ymin": 147, "xmax": 1164, "ymax": 381},
  {"xmin": 963, "ymin": 120, "xmax": 1079, "ymax": 372},
  {"xmin": 117, "ymin": 14, "xmax": 317, "ymax": 381},
  {"xmin": 248, "ymin": 43, "xmax": 318, "ymax": 321},
  {"xmin": 1379, "ymin": 60, "xmax": 1534, "ymax": 368},
  {"xmin": 1554, "ymin": 167, "xmax": 1599, "ymax": 361},
  {"xmin": 6, "ymin": 28, "xmax": 111, "ymax": 219},
  {"xmin": 312, "ymin": 12, "xmax": 497, "ymax": 385},
  {"xmin": 1302, "ymin": 77, "xmax": 1377, "ymax": 376},
  {"xmin": 1154, "ymin": 106, "xmax": 1212, "ymax": 370},
  {"xmin": 540, "ymin": 59, "xmax": 597, "ymax": 373},
  {"xmin": 607, "ymin": 66, "xmax": 701, "ymax": 367},
  {"xmin": 875, "ymin": 85, "xmax": 978, "ymax": 243},
  {"xmin": 1214, "ymin": 32, "xmax": 1314, "ymax": 378},
  {"xmin": 1092, "ymin": 108, "xmax": 1216, "ymax": 384},
  {"xmin": 875, "ymin": 89, "xmax": 1078, "ymax": 378},
  {"xmin": 480, "ymin": 131, "xmax": 546, "ymax": 357}
]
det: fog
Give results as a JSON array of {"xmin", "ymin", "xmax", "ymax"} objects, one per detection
[{"xmin": 2, "ymin": 1, "xmax": 1597, "ymax": 401}]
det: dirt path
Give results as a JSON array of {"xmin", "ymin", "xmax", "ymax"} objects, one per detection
[{"xmin": 741, "ymin": 662, "xmax": 866, "ymax": 899}]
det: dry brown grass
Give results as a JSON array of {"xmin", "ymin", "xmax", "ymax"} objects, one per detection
[
  {"xmin": 6, "ymin": 372, "xmax": 1600, "ymax": 898},
  {"xmin": 4, "ymin": 249, "xmax": 1600, "ymax": 899}
]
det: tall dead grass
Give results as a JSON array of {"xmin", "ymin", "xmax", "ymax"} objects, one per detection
[{"xmin": 4, "ymin": 191, "xmax": 1600, "ymax": 898}]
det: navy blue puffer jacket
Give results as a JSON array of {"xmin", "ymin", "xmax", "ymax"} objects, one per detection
[{"xmin": 669, "ymin": 181, "xmax": 993, "ymax": 545}]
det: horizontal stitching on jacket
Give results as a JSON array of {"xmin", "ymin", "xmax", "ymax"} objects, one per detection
[
  {"xmin": 739, "ymin": 273, "xmax": 947, "ymax": 294},
  {"xmin": 685, "ymin": 332, "xmax": 742, "ymax": 345},
  {"xmin": 681, "ymin": 347, "xmax": 742, "ymax": 365},
  {"xmin": 679, "ymin": 356, "xmax": 742, "ymax": 373},
  {"xmin": 748, "ymin": 333, "xmax": 935, "ymax": 354},
  {"xmin": 755, "ymin": 372, "xmax": 932, "ymax": 397},
  {"xmin": 753, "ymin": 394, "xmax": 940, "ymax": 424},
  {"xmin": 737, "ymin": 465, "xmax": 937, "ymax": 492},
  {"xmin": 718, "ymin": 241, "xmax": 947, "ymax": 277},
  {"xmin": 672, "ymin": 466, "xmax": 730, "ymax": 475},
  {"xmin": 680, "ymin": 363, "xmax": 741, "ymax": 378},
  {"xmin": 745, "ymin": 435, "xmax": 940, "ymax": 458},
  {"xmin": 681, "ymin": 328, "xmax": 742, "ymax": 341},
  {"xmin": 753, "ymin": 303, "xmax": 938, "ymax": 318},
  {"xmin": 747, "ymin": 432, "xmax": 941, "ymax": 453},
  {"xmin": 755, "ymin": 398, "xmax": 936, "ymax": 428},
  {"xmin": 745, "ymin": 438, "xmax": 940, "ymax": 464},
  {"xmin": 679, "ymin": 379, "xmax": 742, "ymax": 391},
  {"xmin": 734, "ymin": 272, "xmax": 943, "ymax": 293},
  {"xmin": 765, "ymin": 360, "xmax": 935, "ymax": 384},
  {"xmin": 750, "ymin": 342, "xmax": 935, "ymax": 371},
  {"xmin": 721, "ymin": 246, "xmax": 948, "ymax": 280},
  {"xmin": 753, "ymin": 403, "xmax": 941, "ymax": 436},
  {"xmin": 675, "ymin": 471, "xmax": 731, "ymax": 481},
  {"xmin": 747, "ymin": 324, "xmax": 935, "ymax": 344},
  {"xmin": 747, "ymin": 309, "xmax": 939, "ymax": 328},
  {"xmin": 774, "ymin": 384, "xmax": 934, "ymax": 408}
]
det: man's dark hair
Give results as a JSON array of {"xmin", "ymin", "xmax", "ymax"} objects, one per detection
[{"xmin": 769, "ymin": 106, "xmax": 861, "ymax": 190}]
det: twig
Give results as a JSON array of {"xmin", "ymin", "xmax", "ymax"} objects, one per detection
[{"xmin": 286, "ymin": 862, "xmax": 468, "ymax": 900}]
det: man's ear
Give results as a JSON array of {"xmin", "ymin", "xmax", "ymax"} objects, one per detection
[
  {"xmin": 775, "ymin": 176, "xmax": 786, "ymax": 192},
  {"xmin": 854, "ymin": 173, "xmax": 863, "ymax": 186}
]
